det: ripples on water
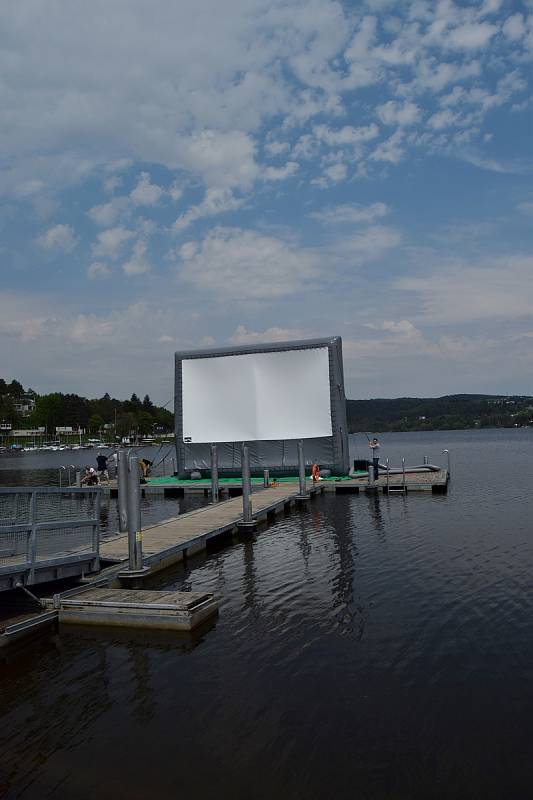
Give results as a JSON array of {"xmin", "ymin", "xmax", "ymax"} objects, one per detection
[{"xmin": 1, "ymin": 429, "xmax": 533, "ymax": 799}]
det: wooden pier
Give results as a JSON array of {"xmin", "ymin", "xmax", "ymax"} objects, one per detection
[
  {"xmin": 100, "ymin": 481, "xmax": 323, "ymax": 575},
  {"xmin": 1, "ymin": 471, "xmax": 447, "ymax": 646}
]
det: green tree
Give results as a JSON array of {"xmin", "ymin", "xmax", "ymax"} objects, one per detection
[
  {"xmin": 88, "ymin": 414, "xmax": 105, "ymax": 434},
  {"xmin": 116, "ymin": 412, "xmax": 137, "ymax": 438},
  {"xmin": 31, "ymin": 393, "xmax": 63, "ymax": 431}
]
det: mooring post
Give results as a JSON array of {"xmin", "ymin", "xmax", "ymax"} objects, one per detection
[
  {"xmin": 402, "ymin": 457, "xmax": 406, "ymax": 492},
  {"xmin": 242, "ymin": 444, "xmax": 252, "ymax": 521},
  {"xmin": 296, "ymin": 439, "xmax": 308, "ymax": 500},
  {"xmin": 443, "ymin": 449, "xmax": 450, "ymax": 476},
  {"xmin": 386, "ymin": 458, "xmax": 390, "ymax": 491},
  {"xmin": 127, "ymin": 454, "xmax": 143, "ymax": 570},
  {"xmin": 263, "ymin": 469, "xmax": 269, "ymax": 487},
  {"xmin": 117, "ymin": 449, "xmax": 128, "ymax": 533},
  {"xmin": 238, "ymin": 443, "xmax": 256, "ymax": 531},
  {"xmin": 75, "ymin": 470, "xmax": 81, "ymax": 487},
  {"xmin": 367, "ymin": 459, "xmax": 374, "ymax": 486},
  {"xmin": 423, "ymin": 455, "xmax": 428, "ymax": 465},
  {"xmin": 211, "ymin": 444, "xmax": 219, "ymax": 504}
]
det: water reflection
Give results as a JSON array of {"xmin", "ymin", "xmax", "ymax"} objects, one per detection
[{"xmin": 2, "ymin": 429, "xmax": 533, "ymax": 799}]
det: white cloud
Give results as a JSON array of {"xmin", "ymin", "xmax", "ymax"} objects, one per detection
[
  {"xmin": 265, "ymin": 140, "xmax": 290, "ymax": 157},
  {"xmin": 380, "ymin": 319, "xmax": 422, "ymax": 339},
  {"xmin": 446, "ymin": 22, "xmax": 499, "ymax": 50},
  {"xmin": 178, "ymin": 227, "xmax": 320, "ymax": 299},
  {"xmin": 332, "ymin": 225, "xmax": 402, "ymax": 263},
  {"xmin": 177, "ymin": 130, "xmax": 259, "ymax": 190},
  {"xmin": 370, "ymin": 129, "xmax": 404, "ymax": 164},
  {"xmin": 229, "ymin": 325, "xmax": 307, "ymax": 344},
  {"xmin": 130, "ymin": 172, "xmax": 164, "ymax": 206},
  {"xmin": 36, "ymin": 223, "xmax": 78, "ymax": 253},
  {"xmin": 502, "ymin": 13, "xmax": 526, "ymax": 40},
  {"xmin": 88, "ymin": 196, "xmax": 130, "ymax": 226},
  {"xmin": 122, "ymin": 240, "xmax": 151, "ymax": 275},
  {"xmin": 311, "ymin": 202, "xmax": 389, "ymax": 225},
  {"xmin": 92, "ymin": 227, "xmax": 134, "ymax": 260},
  {"xmin": 168, "ymin": 181, "xmax": 183, "ymax": 202},
  {"xmin": 173, "ymin": 188, "xmax": 245, "ymax": 232},
  {"xmin": 87, "ymin": 261, "xmax": 111, "ymax": 279},
  {"xmin": 377, "ymin": 100, "xmax": 421, "ymax": 127},
  {"xmin": 395, "ymin": 255, "xmax": 533, "ymax": 324},
  {"xmin": 263, "ymin": 161, "xmax": 299, "ymax": 181},
  {"xmin": 314, "ymin": 123, "xmax": 379, "ymax": 148}
]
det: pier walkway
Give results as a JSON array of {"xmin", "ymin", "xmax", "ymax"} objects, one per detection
[{"xmin": 100, "ymin": 481, "xmax": 323, "ymax": 575}]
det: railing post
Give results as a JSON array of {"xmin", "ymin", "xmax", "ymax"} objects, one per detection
[
  {"xmin": 27, "ymin": 490, "xmax": 37, "ymax": 584},
  {"xmin": 296, "ymin": 439, "xmax": 308, "ymax": 500},
  {"xmin": 127, "ymin": 454, "xmax": 143, "ymax": 570},
  {"xmin": 93, "ymin": 488, "xmax": 101, "ymax": 569},
  {"xmin": 210, "ymin": 444, "xmax": 219, "ymax": 504},
  {"xmin": 117, "ymin": 449, "xmax": 128, "ymax": 533},
  {"xmin": 263, "ymin": 469, "xmax": 269, "ymax": 487}
]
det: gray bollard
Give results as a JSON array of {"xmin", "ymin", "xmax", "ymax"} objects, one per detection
[
  {"xmin": 386, "ymin": 458, "xmax": 390, "ymax": 491},
  {"xmin": 423, "ymin": 455, "xmax": 428, "ymax": 465},
  {"xmin": 263, "ymin": 469, "xmax": 269, "ymax": 487},
  {"xmin": 127, "ymin": 454, "xmax": 143, "ymax": 570},
  {"xmin": 117, "ymin": 449, "xmax": 128, "ymax": 533},
  {"xmin": 442, "ymin": 449, "xmax": 451, "ymax": 476},
  {"xmin": 296, "ymin": 439, "xmax": 308, "ymax": 500},
  {"xmin": 402, "ymin": 457, "xmax": 406, "ymax": 491},
  {"xmin": 367, "ymin": 459, "xmax": 374, "ymax": 486},
  {"xmin": 75, "ymin": 470, "xmax": 81, "ymax": 487},
  {"xmin": 238, "ymin": 443, "xmax": 256, "ymax": 530},
  {"xmin": 211, "ymin": 444, "xmax": 219, "ymax": 503}
]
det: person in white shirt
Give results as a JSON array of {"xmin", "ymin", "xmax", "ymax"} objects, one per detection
[{"xmin": 369, "ymin": 437, "xmax": 381, "ymax": 480}]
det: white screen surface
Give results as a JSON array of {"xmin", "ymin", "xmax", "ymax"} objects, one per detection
[{"xmin": 181, "ymin": 347, "xmax": 332, "ymax": 442}]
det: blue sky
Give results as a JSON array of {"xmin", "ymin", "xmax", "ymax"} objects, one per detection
[{"xmin": 1, "ymin": 0, "xmax": 532, "ymax": 404}]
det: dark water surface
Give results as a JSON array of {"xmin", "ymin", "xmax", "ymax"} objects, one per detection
[{"xmin": 1, "ymin": 430, "xmax": 533, "ymax": 799}]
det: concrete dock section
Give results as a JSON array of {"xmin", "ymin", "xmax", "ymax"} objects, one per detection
[{"xmin": 57, "ymin": 587, "xmax": 217, "ymax": 631}]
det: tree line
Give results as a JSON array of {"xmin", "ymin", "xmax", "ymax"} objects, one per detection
[
  {"xmin": 346, "ymin": 394, "xmax": 533, "ymax": 432},
  {"xmin": 0, "ymin": 378, "xmax": 173, "ymax": 437}
]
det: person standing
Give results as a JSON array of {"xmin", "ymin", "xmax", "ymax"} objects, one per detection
[
  {"xmin": 109, "ymin": 449, "xmax": 118, "ymax": 479},
  {"xmin": 96, "ymin": 452, "xmax": 109, "ymax": 484},
  {"xmin": 369, "ymin": 437, "xmax": 381, "ymax": 481}
]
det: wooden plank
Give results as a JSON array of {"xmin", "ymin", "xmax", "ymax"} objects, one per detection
[{"xmin": 99, "ymin": 482, "xmax": 308, "ymax": 563}]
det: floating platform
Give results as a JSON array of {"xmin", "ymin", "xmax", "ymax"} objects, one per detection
[
  {"xmin": 56, "ymin": 587, "xmax": 217, "ymax": 631},
  {"xmin": 101, "ymin": 470, "xmax": 448, "ymax": 497}
]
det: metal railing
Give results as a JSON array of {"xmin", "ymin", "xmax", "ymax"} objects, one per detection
[{"xmin": 0, "ymin": 487, "xmax": 101, "ymax": 588}]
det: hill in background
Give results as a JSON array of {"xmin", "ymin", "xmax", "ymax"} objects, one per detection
[{"xmin": 346, "ymin": 394, "xmax": 533, "ymax": 433}]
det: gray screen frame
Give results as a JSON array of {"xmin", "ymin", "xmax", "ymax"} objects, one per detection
[{"xmin": 174, "ymin": 336, "xmax": 349, "ymax": 477}]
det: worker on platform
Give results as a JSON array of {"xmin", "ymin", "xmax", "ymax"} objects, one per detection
[
  {"xmin": 139, "ymin": 457, "xmax": 153, "ymax": 478},
  {"xmin": 369, "ymin": 437, "xmax": 381, "ymax": 481}
]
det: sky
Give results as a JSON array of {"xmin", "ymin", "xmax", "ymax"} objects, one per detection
[{"xmin": 1, "ymin": 0, "xmax": 532, "ymax": 404}]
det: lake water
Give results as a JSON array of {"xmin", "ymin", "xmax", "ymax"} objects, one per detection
[{"xmin": 1, "ymin": 429, "xmax": 533, "ymax": 799}]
